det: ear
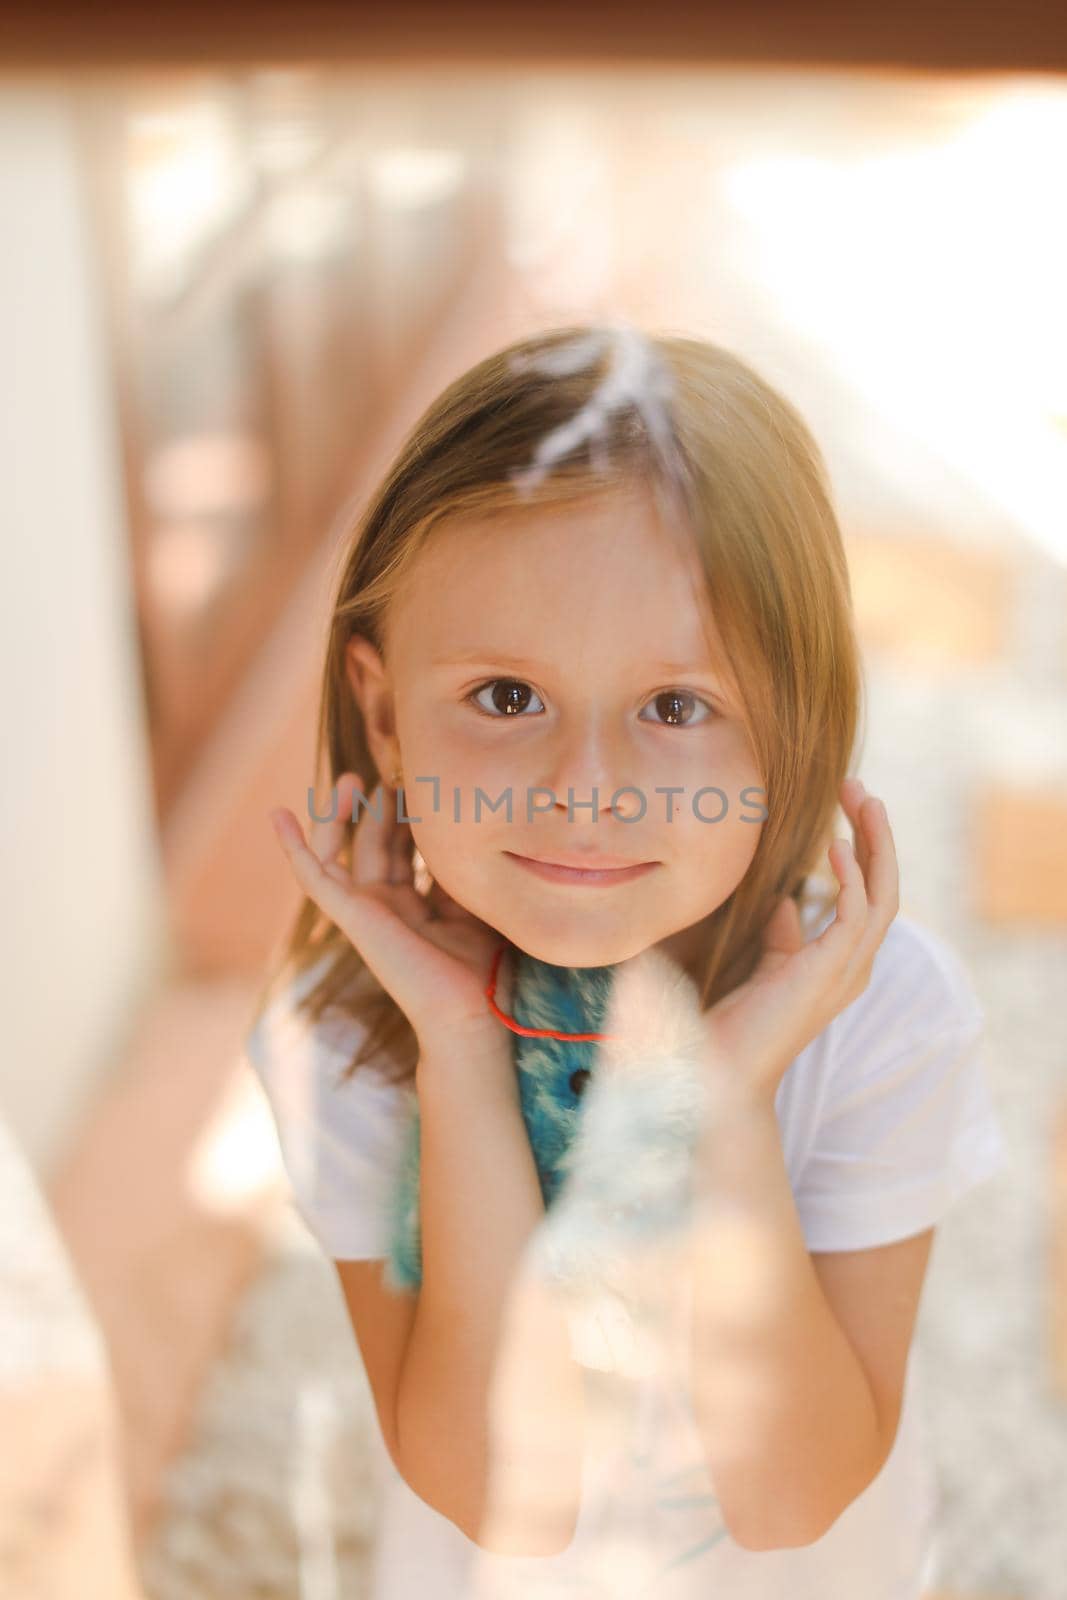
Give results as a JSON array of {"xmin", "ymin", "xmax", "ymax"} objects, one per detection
[{"xmin": 345, "ymin": 634, "xmax": 399, "ymax": 778}]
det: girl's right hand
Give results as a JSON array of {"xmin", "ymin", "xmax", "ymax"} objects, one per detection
[{"xmin": 269, "ymin": 772, "xmax": 514, "ymax": 1061}]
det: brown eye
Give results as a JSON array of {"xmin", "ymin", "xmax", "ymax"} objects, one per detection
[
  {"xmin": 641, "ymin": 690, "xmax": 714, "ymax": 728},
  {"xmin": 468, "ymin": 679, "xmax": 545, "ymax": 717}
]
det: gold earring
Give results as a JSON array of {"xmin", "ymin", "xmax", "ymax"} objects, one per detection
[{"xmin": 392, "ymin": 766, "xmax": 403, "ymax": 788}]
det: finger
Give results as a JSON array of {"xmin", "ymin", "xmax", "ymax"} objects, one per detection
[
  {"xmin": 387, "ymin": 800, "xmax": 417, "ymax": 887},
  {"xmin": 761, "ymin": 893, "xmax": 804, "ymax": 960},
  {"xmin": 490, "ymin": 939, "xmax": 516, "ymax": 1015},
  {"xmin": 858, "ymin": 794, "xmax": 900, "ymax": 933},
  {"xmin": 306, "ymin": 774, "xmax": 343, "ymax": 862},
  {"xmin": 839, "ymin": 776, "xmax": 871, "ymax": 884},
  {"xmin": 426, "ymin": 875, "xmax": 456, "ymax": 919},
  {"xmin": 352, "ymin": 779, "xmax": 396, "ymax": 886},
  {"xmin": 308, "ymin": 772, "xmax": 361, "ymax": 868},
  {"xmin": 272, "ymin": 808, "xmax": 353, "ymax": 919},
  {"xmin": 840, "ymin": 777, "xmax": 899, "ymax": 941},
  {"xmin": 272, "ymin": 806, "xmax": 416, "ymax": 989},
  {"xmin": 777, "ymin": 893, "xmax": 804, "ymax": 949},
  {"xmin": 818, "ymin": 832, "xmax": 869, "ymax": 971}
]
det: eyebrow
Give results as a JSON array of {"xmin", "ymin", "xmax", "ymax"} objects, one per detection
[{"xmin": 431, "ymin": 651, "xmax": 722, "ymax": 677}]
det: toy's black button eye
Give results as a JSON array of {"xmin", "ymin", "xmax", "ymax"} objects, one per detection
[{"xmin": 569, "ymin": 1067, "xmax": 590, "ymax": 1098}]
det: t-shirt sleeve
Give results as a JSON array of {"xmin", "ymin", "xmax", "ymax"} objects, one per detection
[
  {"xmin": 792, "ymin": 919, "xmax": 1008, "ymax": 1252},
  {"xmin": 243, "ymin": 958, "xmax": 415, "ymax": 1261}
]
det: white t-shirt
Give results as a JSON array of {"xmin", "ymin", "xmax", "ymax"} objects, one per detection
[{"xmin": 245, "ymin": 912, "xmax": 1007, "ymax": 1600}]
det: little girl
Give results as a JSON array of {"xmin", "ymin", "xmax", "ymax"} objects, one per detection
[{"xmin": 247, "ymin": 322, "xmax": 1006, "ymax": 1600}]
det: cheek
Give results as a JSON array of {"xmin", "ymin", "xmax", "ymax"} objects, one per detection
[
  {"xmin": 673, "ymin": 801, "xmax": 763, "ymax": 887},
  {"xmin": 394, "ymin": 704, "xmax": 468, "ymax": 778},
  {"xmin": 407, "ymin": 811, "xmax": 496, "ymax": 899},
  {"xmin": 412, "ymin": 827, "xmax": 517, "ymax": 936}
]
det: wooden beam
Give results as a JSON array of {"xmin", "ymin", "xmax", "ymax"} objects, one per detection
[{"xmin": 2, "ymin": 1, "xmax": 1066, "ymax": 73}]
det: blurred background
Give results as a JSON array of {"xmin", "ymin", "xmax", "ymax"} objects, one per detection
[{"xmin": 2, "ymin": 5, "xmax": 1066, "ymax": 1597}]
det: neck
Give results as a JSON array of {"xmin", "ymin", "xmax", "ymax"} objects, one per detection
[{"xmin": 655, "ymin": 914, "xmax": 715, "ymax": 985}]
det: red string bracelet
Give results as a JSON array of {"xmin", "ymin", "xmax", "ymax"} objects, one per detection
[{"xmin": 484, "ymin": 940, "xmax": 620, "ymax": 1041}]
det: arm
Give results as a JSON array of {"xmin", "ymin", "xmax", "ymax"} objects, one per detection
[
  {"xmin": 395, "ymin": 1031, "xmax": 586, "ymax": 1556},
  {"xmin": 266, "ymin": 779, "xmax": 586, "ymax": 1556},
  {"xmin": 686, "ymin": 1083, "xmax": 934, "ymax": 1552},
  {"xmin": 678, "ymin": 777, "xmax": 934, "ymax": 1548}
]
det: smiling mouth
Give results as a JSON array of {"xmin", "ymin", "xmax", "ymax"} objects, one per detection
[{"xmin": 505, "ymin": 852, "xmax": 659, "ymax": 886}]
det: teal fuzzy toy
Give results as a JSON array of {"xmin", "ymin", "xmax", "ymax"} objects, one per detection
[
  {"xmin": 383, "ymin": 949, "xmax": 618, "ymax": 1293},
  {"xmin": 382, "ymin": 942, "xmax": 714, "ymax": 1326}
]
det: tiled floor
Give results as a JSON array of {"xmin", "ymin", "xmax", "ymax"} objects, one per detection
[
  {"xmin": 0, "ymin": 1116, "xmax": 146, "ymax": 1600},
  {"xmin": 137, "ymin": 1211, "xmax": 382, "ymax": 1600}
]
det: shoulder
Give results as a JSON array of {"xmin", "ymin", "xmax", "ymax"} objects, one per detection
[
  {"xmin": 247, "ymin": 952, "xmax": 345, "ymax": 1069},
  {"xmin": 826, "ymin": 910, "xmax": 984, "ymax": 1069},
  {"xmin": 245, "ymin": 951, "xmax": 414, "ymax": 1131},
  {"xmin": 784, "ymin": 911, "xmax": 1006, "ymax": 1250},
  {"xmin": 244, "ymin": 952, "xmax": 416, "ymax": 1260},
  {"xmin": 777, "ymin": 907, "xmax": 991, "ymax": 1162}
]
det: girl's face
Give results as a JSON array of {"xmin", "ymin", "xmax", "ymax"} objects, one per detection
[{"xmin": 347, "ymin": 484, "xmax": 765, "ymax": 976}]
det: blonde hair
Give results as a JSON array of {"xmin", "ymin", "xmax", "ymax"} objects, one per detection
[{"xmin": 254, "ymin": 324, "xmax": 863, "ymax": 1083}]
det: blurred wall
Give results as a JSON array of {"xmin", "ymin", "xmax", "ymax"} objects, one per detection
[{"xmin": 0, "ymin": 83, "xmax": 169, "ymax": 1176}]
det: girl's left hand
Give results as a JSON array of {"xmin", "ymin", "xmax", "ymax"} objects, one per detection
[{"xmin": 702, "ymin": 778, "xmax": 899, "ymax": 1109}]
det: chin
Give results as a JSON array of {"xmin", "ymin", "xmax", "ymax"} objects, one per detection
[{"xmin": 504, "ymin": 924, "xmax": 651, "ymax": 970}]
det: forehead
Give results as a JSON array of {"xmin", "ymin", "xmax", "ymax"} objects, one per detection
[{"xmin": 388, "ymin": 486, "xmax": 726, "ymax": 671}]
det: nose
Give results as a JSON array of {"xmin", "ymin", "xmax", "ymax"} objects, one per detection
[{"xmin": 544, "ymin": 717, "xmax": 641, "ymax": 821}]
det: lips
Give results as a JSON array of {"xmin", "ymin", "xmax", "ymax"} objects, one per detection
[
  {"xmin": 519, "ymin": 852, "xmax": 650, "ymax": 870},
  {"xmin": 505, "ymin": 851, "xmax": 659, "ymax": 887}
]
